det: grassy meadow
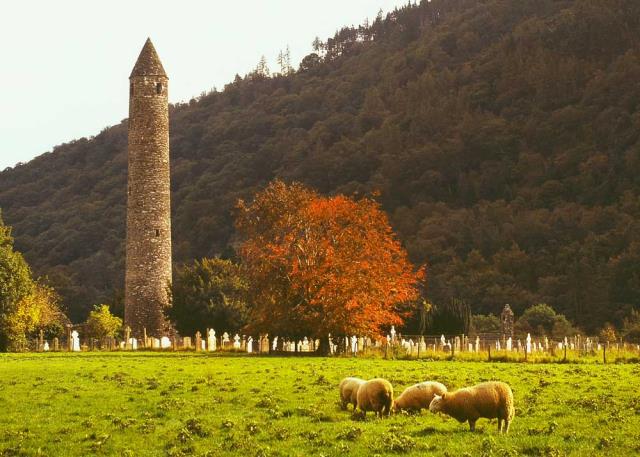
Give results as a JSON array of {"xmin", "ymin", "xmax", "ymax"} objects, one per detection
[{"xmin": 1, "ymin": 353, "xmax": 639, "ymax": 456}]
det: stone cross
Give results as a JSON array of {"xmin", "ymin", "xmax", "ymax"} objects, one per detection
[
  {"xmin": 71, "ymin": 330, "xmax": 80, "ymax": 352},
  {"xmin": 501, "ymin": 304, "xmax": 514, "ymax": 339},
  {"xmin": 247, "ymin": 336, "xmax": 253, "ymax": 353},
  {"xmin": 195, "ymin": 331, "xmax": 202, "ymax": 352},
  {"xmin": 233, "ymin": 334, "xmax": 241, "ymax": 349},
  {"xmin": 526, "ymin": 333, "xmax": 532, "ymax": 354},
  {"xmin": 390, "ymin": 325, "xmax": 396, "ymax": 342},
  {"xmin": 43, "ymin": 341, "xmax": 50, "ymax": 351}
]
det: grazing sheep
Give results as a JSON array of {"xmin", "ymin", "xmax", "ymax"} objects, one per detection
[
  {"xmin": 339, "ymin": 377, "xmax": 365, "ymax": 410},
  {"xmin": 393, "ymin": 381, "xmax": 448, "ymax": 413},
  {"xmin": 429, "ymin": 381, "xmax": 514, "ymax": 433},
  {"xmin": 356, "ymin": 378, "xmax": 394, "ymax": 418}
]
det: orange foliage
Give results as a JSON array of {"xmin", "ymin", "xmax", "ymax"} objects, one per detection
[{"xmin": 236, "ymin": 180, "xmax": 424, "ymax": 337}]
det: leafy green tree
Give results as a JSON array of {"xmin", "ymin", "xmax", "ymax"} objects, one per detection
[
  {"xmin": 85, "ymin": 304, "xmax": 122, "ymax": 339},
  {"xmin": 427, "ymin": 298, "xmax": 470, "ymax": 335},
  {"xmin": 515, "ymin": 304, "xmax": 577, "ymax": 337},
  {"xmin": 470, "ymin": 314, "xmax": 501, "ymax": 334},
  {"xmin": 0, "ymin": 214, "xmax": 36, "ymax": 350},
  {"xmin": 167, "ymin": 258, "xmax": 249, "ymax": 335}
]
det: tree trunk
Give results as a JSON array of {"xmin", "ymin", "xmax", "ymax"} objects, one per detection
[{"xmin": 318, "ymin": 336, "xmax": 331, "ymax": 356}]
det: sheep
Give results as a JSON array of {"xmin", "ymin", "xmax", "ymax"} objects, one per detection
[
  {"xmin": 428, "ymin": 381, "xmax": 514, "ymax": 433},
  {"xmin": 355, "ymin": 378, "xmax": 394, "ymax": 418},
  {"xmin": 339, "ymin": 377, "xmax": 365, "ymax": 410},
  {"xmin": 392, "ymin": 381, "xmax": 448, "ymax": 413}
]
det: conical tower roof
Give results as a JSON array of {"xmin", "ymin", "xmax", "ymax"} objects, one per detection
[{"xmin": 130, "ymin": 38, "xmax": 167, "ymax": 78}]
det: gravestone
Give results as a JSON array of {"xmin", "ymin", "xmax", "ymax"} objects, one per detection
[
  {"xmin": 71, "ymin": 331, "xmax": 80, "ymax": 352},
  {"xmin": 195, "ymin": 332, "xmax": 202, "ymax": 352},
  {"xmin": 53, "ymin": 337, "xmax": 59, "ymax": 351},
  {"xmin": 501, "ymin": 304, "xmax": 514, "ymax": 339},
  {"xmin": 222, "ymin": 332, "xmax": 230, "ymax": 348},
  {"xmin": 128, "ymin": 337, "xmax": 138, "ymax": 350},
  {"xmin": 233, "ymin": 334, "xmax": 241, "ymax": 349},
  {"xmin": 390, "ymin": 325, "xmax": 396, "ymax": 342},
  {"xmin": 160, "ymin": 336, "xmax": 171, "ymax": 349},
  {"xmin": 124, "ymin": 326, "xmax": 131, "ymax": 349},
  {"xmin": 247, "ymin": 336, "xmax": 253, "ymax": 353},
  {"xmin": 207, "ymin": 329, "xmax": 216, "ymax": 351},
  {"xmin": 350, "ymin": 336, "xmax": 357, "ymax": 355},
  {"xmin": 183, "ymin": 336, "xmax": 192, "ymax": 349},
  {"xmin": 44, "ymin": 341, "xmax": 50, "ymax": 351}
]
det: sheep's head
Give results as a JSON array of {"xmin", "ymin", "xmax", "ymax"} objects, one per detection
[
  {"xmin": 429, "ymin": 393, "xmax": 445, "ymax": 413},
  {"xmin": 392, "ymin": 400, "xmax": 400, "ymax": 413}
]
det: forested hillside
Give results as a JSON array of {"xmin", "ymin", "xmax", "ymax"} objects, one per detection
[{"xmin": 2, "ymin": 0, "xmax": 640, "ymax": 330}]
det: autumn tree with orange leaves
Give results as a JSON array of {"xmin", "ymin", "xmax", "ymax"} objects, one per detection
[{"xmin": 236, "ymin": 180, "xmax": 424, "ymax": 346}]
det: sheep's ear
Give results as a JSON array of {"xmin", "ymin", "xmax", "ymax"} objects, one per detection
[
  {"xmin": 441, "ymin": 393, "xmax": 447, "ymax": 400},
  {"xmin": 433, "ymin": 394, "xmax": 441, "ymax": 401}
]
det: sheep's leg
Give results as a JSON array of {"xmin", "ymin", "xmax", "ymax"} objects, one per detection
[
  {"xmin": 504, "ymin": 419, "xmax": 510, "ymax": 434},
  {"xmin": 497, "ymin": 418, "xmax": 503, "ymax": 433},
  {"xmin": 469, "ymin": 420, "xmax": 476, "ymax": 432}
]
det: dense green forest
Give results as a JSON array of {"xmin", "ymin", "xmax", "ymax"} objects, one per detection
[{"xmin": 1, "ymin": 0, "xmax": 640, "ymax": 331}]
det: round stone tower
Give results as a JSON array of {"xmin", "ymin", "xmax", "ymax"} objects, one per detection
[{"xmin": 124, "ymin": 38, "xmax": 172, "ymax": 339}]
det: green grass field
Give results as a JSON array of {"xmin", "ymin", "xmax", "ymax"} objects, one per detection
[{"xmin": 1, "ymin": 353, "xmax": 639, "ymax": 456}]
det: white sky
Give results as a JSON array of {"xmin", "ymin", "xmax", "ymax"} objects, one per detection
[{"xmin": 0, "ymin": 0, "xmax": 409, "ymax": 170}]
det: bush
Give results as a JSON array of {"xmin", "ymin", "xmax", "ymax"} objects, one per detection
[{"xmin": 85, "ymin": 305, "xmax": 122, "ymax": 339}]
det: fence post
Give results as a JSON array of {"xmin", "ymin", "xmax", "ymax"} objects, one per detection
[
  {"xmin": 488, "ymin": 344, "xmax": 491, "ymax": 362},
  {"xmin": 563, "ymin": 343, "xmax": 567, "ymax": 362},
  {"xmin": 603, "ymin": 344, "xmax": 607, "ymax": 364},
  {"xmin": 524, "ymin": 344, "xmax": 528, "ymax": 362}
]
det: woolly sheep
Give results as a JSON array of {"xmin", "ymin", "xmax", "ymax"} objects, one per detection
[
  {"xmin": 429, "ymin": 381, "xmax": 514, "ymax": 433},
  {"xmin": 356, "ymin": 378, "xmax": 394, "ymax": 418},
  {"xmin": 393, "ymin": 381, "xmax": 448, "ymax": 413},
  {"xmin": 339, "ymin": 377, "xmax": 365, "ymax": 410}
]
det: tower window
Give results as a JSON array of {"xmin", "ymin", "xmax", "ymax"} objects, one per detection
[
  {"xmin": 128, "ymin": 186, "xmax": 131, "ymax": 195},
  {"xmin": 156, "ymin": 83, "xmax": 163, "ymax": 95},
  {"xmin": 155, "ymin": 229, "xmax": 160, "ymax": 237}
]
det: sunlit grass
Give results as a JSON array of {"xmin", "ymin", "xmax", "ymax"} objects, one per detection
[{"xmin": 1, "ymin": 353, "xmax": 639, "ymax": 456}]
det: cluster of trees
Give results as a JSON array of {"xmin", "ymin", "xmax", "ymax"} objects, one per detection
[
  {"xmin": 1, "ymin": 0, "xmax": 640, "ymax": 334},
  {"xmin": 169, "ymin": 181, "xmax": 423, "ymax": 341},
  {"xmin": 470, "ymin": 304, "xmax": 577, "ymax": 339},
  {"xmin": 0, "ymin": 214, "xmax": 68, "ymax": 351}
]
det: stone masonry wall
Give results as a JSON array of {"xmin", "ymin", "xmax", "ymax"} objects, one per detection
[{"xmin": 125, "ymin": 74, "xmax": 172, "ymax": 338}]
